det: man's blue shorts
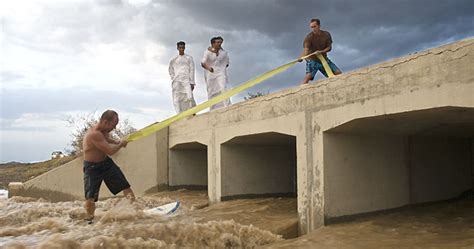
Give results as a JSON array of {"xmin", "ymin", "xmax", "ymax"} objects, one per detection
[{"xmin": 306, "ymin": 58, "xmax": 340, "ymax": 79}]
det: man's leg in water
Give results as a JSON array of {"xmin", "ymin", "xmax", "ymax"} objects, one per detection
[
  {"xmin": 123, "ymin": 187, "xmax": 135, "ymax": 201},
  {"xmin": 84, "ymin": 198, "xmax": 95, "ymax": 222}
]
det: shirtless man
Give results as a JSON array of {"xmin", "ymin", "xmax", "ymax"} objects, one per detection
[{"xmin": 82, "ymin": 110, "xmax": 135, "ymax": 223}]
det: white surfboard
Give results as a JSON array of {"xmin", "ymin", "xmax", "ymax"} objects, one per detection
[
  {"xmin": 0, "ymin": 189, "xmax": 8, "ymax": 200},
  {"xmin": 144, "ymin": 201, "xmax": 180, "ymax": 216}
]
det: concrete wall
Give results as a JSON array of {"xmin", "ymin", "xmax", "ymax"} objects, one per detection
[
  {"xmin": 9, "ymin": 159, "xmax": 84, "ymax": 201},
  {"xmin": 324, "ymin": 134, "xmax": 409, "ymax": 218},
  {"xmin": 409, "ymin": 137, "xmax": 472, "ymax": 203},
  {"xmin": 323, "ymin": 133, "xmax": 473, "ymax": 220},
  {"xmin": 169, "ymin": 142, "xmax": 208, "ymax": 188},
  {"xmin": 10, "ymin": 128, "xmax": 168, "ymax": 201},
  {"xmin": 221, "ymin": 141, "xmax": 296, "ymax": 199}
]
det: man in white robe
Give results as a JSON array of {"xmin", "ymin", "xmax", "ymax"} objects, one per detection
[
  {"xmin": 201, "ymin": 36, "xmax": 231, "ymax": 111},
  {"xmin": 169, "ymin": 41, "xmax": 196, "ymax": 113}
]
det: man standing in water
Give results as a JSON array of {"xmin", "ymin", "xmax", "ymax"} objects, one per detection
[
  {"xmin": 169, "ymin": 41, "xmax": 197, "ymax": 113},
  {"xmin": 299, "ymin": 18, "xmax": 342, "ymax": 84},
  {"xmin": 82, "ymin": 110, "xmax": 135, "ymax": 223},
  {"xmin": 201, "ymin": 36, "xmax": 231, "ymax": 111}
]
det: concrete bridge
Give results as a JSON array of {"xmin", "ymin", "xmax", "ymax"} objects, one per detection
[{"xmin": 10, "ymin": 37, "xmax": 474, "ymax": 234}]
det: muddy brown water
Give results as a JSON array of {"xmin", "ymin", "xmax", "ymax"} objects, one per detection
[
  {"xmin": 1, "ymin": 190, "xmax": 473, "ymax": 248},
  {"xmin": 264, "ymin": 197, "xmax": 474, "ymax": 249},
  {"xmin": 0, "ymin": 190, "xmax": 294, "ymax": 248}
]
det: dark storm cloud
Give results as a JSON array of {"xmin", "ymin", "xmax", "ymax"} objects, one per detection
[
  {"xmin": 2, "ymin": 0, "xmax": 472, "ymax": 106},
  {"xmin": 8, "ymin": 0, "xmax": 471, "ymax": 94},
  {"xmin": 166, "ymin": 0, "xmax": 473, "ymax": 47},
  {"xmin": 157, "ymin": 0, "xmax": 473, "ymax": 89},
  {"xmin": 5, "ymin": 0, "xmax": 473, "ymax": 90}
]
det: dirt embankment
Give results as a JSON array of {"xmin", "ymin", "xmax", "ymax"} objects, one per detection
[{"xmin": 0, "ymin": 156, "xmax": 76, "ymax": 189}]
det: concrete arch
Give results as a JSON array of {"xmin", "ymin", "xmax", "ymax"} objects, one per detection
[
  {"xmin": 220, "ymin": 132, "xmax": 297, "ymax": 200},
  {"xmin": 169, "ymin": 142, "xmax": 208, "ymax": 190},
  {"xmin": 323, "ymin": 107, "xmax": 474, "ymax": 222}
]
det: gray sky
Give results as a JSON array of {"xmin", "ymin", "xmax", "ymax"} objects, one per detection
[{"xmin": 1, "ymin": 0, "xmax": 473, "ymax": 163}]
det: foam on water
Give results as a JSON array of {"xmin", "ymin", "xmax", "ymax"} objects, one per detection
[
  {"xmin": 3, "ymin": 190, "xmax": 472, "ymax": 248},
  {"xmin": 0, "ymin": 194, "xmax": 283, "ymax": 248}
]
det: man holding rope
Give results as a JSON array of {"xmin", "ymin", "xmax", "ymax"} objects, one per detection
[
  {"xmin": 82, "ymin": 110, "xmax": 135, "ymax": 224},
  {"xmin": 299, "ymin": 18, "xmax": 342, "ymax": 84}
]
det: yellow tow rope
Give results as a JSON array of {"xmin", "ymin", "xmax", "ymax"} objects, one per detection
[{"xmin": 127, "ymin": 52, "xmax": 334, "ymax": 142}]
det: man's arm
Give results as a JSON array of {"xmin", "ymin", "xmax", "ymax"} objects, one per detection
[
  {"xmin": 324, "ymin": 32, "xmax": 333, "ymax": 53},
  {"xmin": 201, "ymin": 51, "xmax": 214, "ymax": 72},
  {"xmin": 224, "ymin": 51, "xmax": 229, "ymax": 68},
  {"xmin": 201, "ymin": 62, "xmax": 213, "ymax": 72},
  {"xmin": 189, "ymin": 56, "xmax": 195, "ymax": 86},
  {"xmin": 298, "ymin": 36, "xmax": 312, "ymax": 61},
  {"xmin": 298, "ymin": 47, "xmax": 310, "ymax": 60},
  {"xmin": 90, "ymin": 132, "xmax": 127, "ymax": 156},
  {"xmin": 300, "ymin": 45, "xmax": 310, "ymax": 57},
  {"xmin": 300, "ymin": 45, "xmax": 332, "ymax": 61},
  {"xmin": 320, "ymin": 44, "xmax": 332, "ymax": 53},
  {"xmin": 169, "ymin": 58, "xmax": 175, "ymax": 80},
  {"xmin": 105, "ymin": 135, "xmax": 120, "ymax": 145}
]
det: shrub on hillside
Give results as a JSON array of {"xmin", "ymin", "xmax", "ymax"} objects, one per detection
[{"xmin": 244, "ymin": 91, "xmax": 267, "ymax": 100}]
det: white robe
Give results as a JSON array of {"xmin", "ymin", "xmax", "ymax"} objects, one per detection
[
  {"xmin": 201, "ymin": 48, "xmax": 231, "ymax": 111},
  {"xmin": 169, "ymin": 54, "xmax": 196, "ymax": 113}
]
